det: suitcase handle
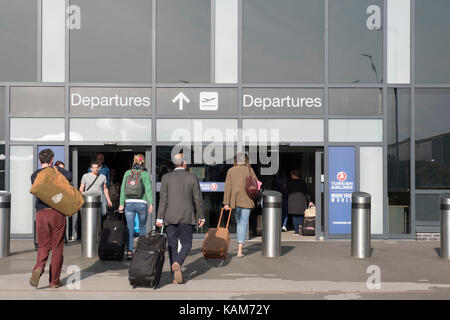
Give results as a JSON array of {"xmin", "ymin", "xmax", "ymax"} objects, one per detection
[
  {"xmin": 152, "ymin": 224, "xmax": 164, "ymax": 235},
  {"xmin": 217, "ymin": 207, "xmax": 232, "ymax": 230}
]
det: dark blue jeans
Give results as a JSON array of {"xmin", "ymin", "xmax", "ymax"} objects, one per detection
[
  {"xmin": 166, "ymin": 224, "xmax": 193, "ymax": 267},
  {"xmin": 124, "ymin": 202, "xmax": 148, "ymax": 252},
  {"xmin": 292, "ymin": 215, "xmax": 305, "ymax": 234}
]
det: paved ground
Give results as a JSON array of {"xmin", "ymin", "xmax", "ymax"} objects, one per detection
[{"xmin": 1, "ymin": 239, "xmax": 450, "ymax": 300}]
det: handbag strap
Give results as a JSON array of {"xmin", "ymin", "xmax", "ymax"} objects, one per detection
[
  {"xmin": 217, "ymin": 207, "xmax": 232, "ymax": 230},
  {"xmin": 86, "ymin": 174, "xmax": 100, "ymax": 192}
]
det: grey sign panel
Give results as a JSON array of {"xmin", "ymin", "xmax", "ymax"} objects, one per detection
[
  {"xmin": 10, "ymin": 87, "xmax": 65, "ymax": 116},
  {"xmin": 157, "ymin": 88, "xmax": 238, "ymax": 115},
  {"xmin": 70, "ymin": 87, "xmax": 152, "ymax": 116},
  {"xmin": 242, "ymin": 88, "xmax": 324, "ymax": 114}
]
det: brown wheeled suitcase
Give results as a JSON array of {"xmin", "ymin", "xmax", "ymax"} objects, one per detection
[{"xmin": 202, "ymin": 208, "xmax": 232, "ymax": 260}]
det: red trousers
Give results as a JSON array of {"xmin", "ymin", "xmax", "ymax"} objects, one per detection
[{"xmin": 33, "ymin": 208, "xmax": 66, "ymax": 286}]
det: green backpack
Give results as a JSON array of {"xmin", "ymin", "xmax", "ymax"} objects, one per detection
[{"xmin": 125, "ymin": 170, "xmax": 144, "ymax": 199}]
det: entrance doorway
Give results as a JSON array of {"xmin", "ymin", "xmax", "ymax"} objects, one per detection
[
  {"xmin": 249, "ymin": 146, "xmax": 323, "ymax": 241},
  {"xmin": 68, "ymin": 145, "xmax": 151, "ymax": 240}
]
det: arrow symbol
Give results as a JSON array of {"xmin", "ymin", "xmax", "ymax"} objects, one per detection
[{"xmin": 172, "ymin": 91, "xmax": 190, "ymax": 111}]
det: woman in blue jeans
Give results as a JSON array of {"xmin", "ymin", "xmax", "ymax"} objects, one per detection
[
  {"xmin": 118, "ymin": 154, "xmax": 153, "ymax": 259},
  {"xmin": 223, "ymin": 153, "xmax": 258, "ymax": 258}
]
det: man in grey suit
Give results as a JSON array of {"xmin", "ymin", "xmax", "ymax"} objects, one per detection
[{"xmin": 156, "ymin": 153, "xmax": 205, "ymax": 284}]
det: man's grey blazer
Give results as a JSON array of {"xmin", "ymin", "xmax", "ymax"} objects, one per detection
[{"xmin": 157, "ymin": 168, "xmax": 204, "ymax": 226}]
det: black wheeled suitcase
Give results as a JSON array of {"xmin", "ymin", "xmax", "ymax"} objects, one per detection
[
  {"xmin": 98, "ymin": 210, "xmax": 128, "ymax": 261},
  {"xmin": 128, "ymin": 226, "xmax": 167, "ymax": 289}
]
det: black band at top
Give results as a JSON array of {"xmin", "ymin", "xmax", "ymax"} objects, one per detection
[
  {"xmin": 441, "ymin": 204, "xmax": 450, "ymax": 211},
  {"xmin": 82, "ymin": 202, "xmax": 102, "ymax": 209},
  {"xmin": 352, "ymin": 203, "xmax": 371, "ymax": 210},
  {"xmin": 0, "ymin": 202, "xmax": 11, "ymax": 209},
  {"xmin": 264, "ymin": 202, "xmax": 282, "ymax": 208}
]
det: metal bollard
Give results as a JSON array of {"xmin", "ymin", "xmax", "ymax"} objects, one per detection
[
  {"xmin": 351, "ymin": 192, "xmax": 371, "ymax": 258},
  {"xmin": 440, "ymin": 194, "xmax": 450, "ymax": 259},
  {"xmin": 81, "ymin": 192, "xmax": 101, "ymax": 258},
  {"xmin": 262, "ymin": 191, "xmax": 282, "ymax": 257},
  {"xmin": 0, "ymin": 191, "xmax": 11, "ymax": 258}
]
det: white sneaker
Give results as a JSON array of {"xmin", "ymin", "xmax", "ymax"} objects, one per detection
[{"xmin": 281, "ymin": 226, "xmax": 287, "ymax": 232}]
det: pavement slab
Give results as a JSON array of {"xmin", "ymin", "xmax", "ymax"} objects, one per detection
[{"xmin": 1, "ymin": 239, "xmax": 450, "ymax": 300}]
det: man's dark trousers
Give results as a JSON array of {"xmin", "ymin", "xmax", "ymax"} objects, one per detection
[{"xmin": 166, "ymin": 224, "xmax": 193, "ymax": 267}]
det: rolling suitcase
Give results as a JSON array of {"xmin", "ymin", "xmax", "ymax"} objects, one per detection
[
  {"xmin": 303, "ymin": 206, "xmax": 316, "ymax": 236},
  {"xmin": 128, "ymin": 226, "xmax": 167, "ymax": 289},
  {"xmin": 98, "ymin": 210, "xmax": 128, "ymax": 261},
  {"xmin": 202, "ymin": 207, "xmax": 232, "ymax": 260}
]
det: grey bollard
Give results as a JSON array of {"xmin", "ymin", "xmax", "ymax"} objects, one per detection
[
  {"xmin": 0, "ymin": 191, "xmax": 11, "ymax": 258},
  {"xmin": 440, "ymin": 194, "xmax": 450, "ymax": 259},
  {"xmin": 262, "ymin": 191, "xmax": 282, "ymax": 257},
  {"xmin": 81, "ymin": 192, "xmax": 101, "ymax": 258},
  {"xmin": 351, "ymin": 192, "xmax": 371, "ymax": 258}
]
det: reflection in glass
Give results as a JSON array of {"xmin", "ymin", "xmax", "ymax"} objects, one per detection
[
  {"xmin": 387, "ymin": 88, "xmax": 410, "ymax": 234},
  {"xmin": 329, "ymin": 88, "xmax": 382, "ymax": 115},
  {"xmin": 415, "ymin": 89, "xmax": 450, "ymax": 189},
  {"xmin": 243, "ymin": 0, "xmax": 324, "ymax": 83},
  {"xmin": 416, "ymin": 0, "xmax": 450, "ymax": 84},
  {"xmin": 157, "ymin": 0, "xmax": 210, "ymax": 83},
  {"xmin": 10, "ymin": 118, "xmax": 65, "ymax": 142},
  {"xmin": 70, "ymin": 0, "xmax": 152, "ymax": 83},
  {"xmin": 0, "ymin": 0, "xmax": 38, "ymax": 82},
  {"xmin": 329, "ymin": 0, "xmax": 383, "ymax": 84}
]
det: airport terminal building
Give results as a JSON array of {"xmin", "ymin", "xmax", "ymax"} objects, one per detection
[{"xmin": 0, "ymin": 0, "xmax": 449, "ymax": 241}]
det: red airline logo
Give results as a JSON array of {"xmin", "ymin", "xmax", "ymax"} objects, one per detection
[
  {"xmin": 210, "ymin": 183, "xmax": 218, "ymax": 191},
  {"xmin": 337, "ymin": 171, "xmax": 347, "ymax": 182}
]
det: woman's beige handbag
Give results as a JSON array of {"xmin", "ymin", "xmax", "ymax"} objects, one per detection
[{"xmin": 304, "ymin": 206, "xmax": 316, "ymax": 218}]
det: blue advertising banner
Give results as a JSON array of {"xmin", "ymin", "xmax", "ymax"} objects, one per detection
[
  {"xmin": 157, "ymin": 182, "xmax": 225, "ymax": 193},
  {"xmin": 329, "ymin": 147, "xmax": 355, "ymax": 234}
]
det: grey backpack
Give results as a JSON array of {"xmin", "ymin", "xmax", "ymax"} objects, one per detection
[{"xmin": 125, "ymin": 170, "xmax": 144, "ymax": 199}]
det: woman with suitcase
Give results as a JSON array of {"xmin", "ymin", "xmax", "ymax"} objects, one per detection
[
  {"xmin": 223, "ymin": 153, "xmax": 258, "ymax": 258},
  {"xmin": 118, "ymin": 154, "xmax": 154, "ymax": 259}
]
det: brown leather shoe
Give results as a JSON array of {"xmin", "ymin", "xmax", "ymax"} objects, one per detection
[
  {"xmin": 171, "ymin": 262, "xmax": 183, "ymax": 284},
  {"xmin": 29, "ymin": 269, "xmax": 43, "ymax": 288},
  {"xmin": 50, "ymin": 281, "xmax": 63, "ymax": 289}
]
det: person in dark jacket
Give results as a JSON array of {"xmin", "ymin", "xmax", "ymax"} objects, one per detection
[
  {"xmin": 156, "ymin": 153, "xmax": 205, "ymax": 284},
  {"xmin": 286, "ymin": 169, "xmax": 314, "ymax": 235}
]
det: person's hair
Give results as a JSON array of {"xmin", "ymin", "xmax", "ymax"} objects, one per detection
[
  {"xmin": 236, "ymin": 152, "xmax": 249, "ymax": 166},
  {"xmin": 96, "ymin": 153, "xmax": 104, "ymax": 161},
  {"xmin": 38, "ymin": 149, "xmax": 54, "ymax": 165},
  {"xmin": 55, "ymin": 160, "xmax": 65, "ymax": 168},
  {"xmin": 90, "ymin": 161, "xmax": 99, "ymax": 168},
  {"xmin": 133, "ymin": 154, "xmax": 145, "ymax": 166},
  {"xmin": 172, "ymin": 153, "xmax": 184, "ymax": 168},
  {"xmin": 290, "ymin": 169, "xmax": 301, "ymax": 179}
]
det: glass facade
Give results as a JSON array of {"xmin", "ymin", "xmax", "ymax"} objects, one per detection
[
  {"xmin": 243, "ymin": 0, "xmax": 324, "ymax": 83},
  {"xmin": 329, "ymin": 0, "xmax": 383, "ymax": 84},
  {"xmin": 387, "ymin": 88, "xmax": 411, "ymax": 234},
  {"xmin": 69, "ymin": 0, "xmax": 152, "ymax": 83},
  {"xmin": 157, "ymin": 0, "xmax": 211, "ymax": 83},
  {"xmin": 0, "ymin": 1, "xmax": 448, "ymax": 238},
  {"xmin": 0, "ymin": 0, "xmax": 38, "ymax": 82}
]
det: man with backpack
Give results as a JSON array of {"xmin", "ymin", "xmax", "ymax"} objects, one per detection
[{"xmin": 118, "ymin": 154, "xmax": 153, "ymax": 260}]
